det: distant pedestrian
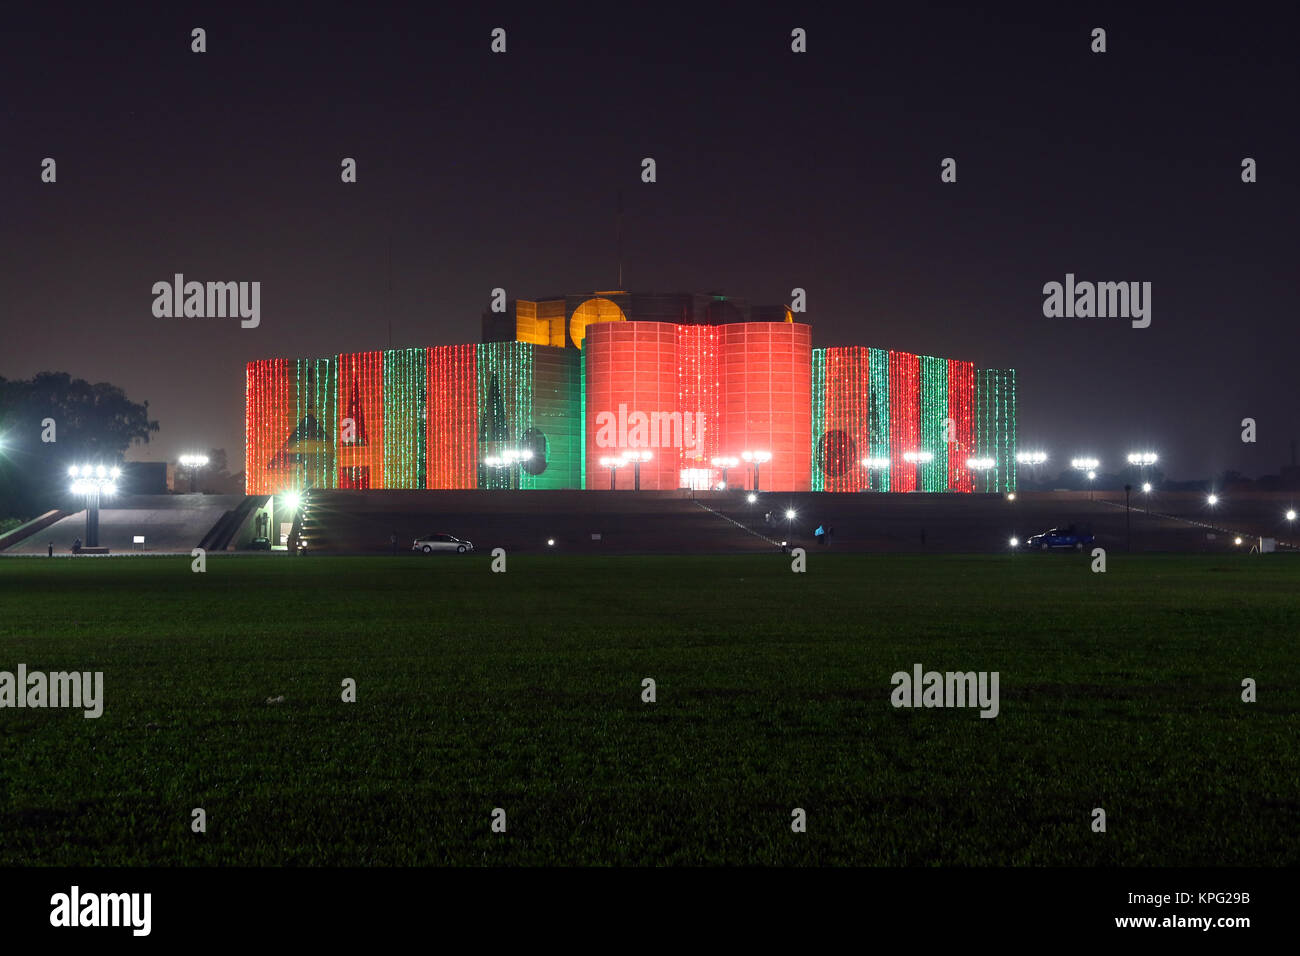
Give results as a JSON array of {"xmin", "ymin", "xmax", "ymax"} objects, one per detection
[
  {"xmin": 390, "ymin": 531, "xmax": 398, "ymax": 555},
  {"xmin": 815, "ymin": 524, "xmax": 825, "ymax": 545},
  {"xmin": 48, "ymin": 541, "xmax": 54, "ymax": 557},
  {"xmin": 920, "ymin": 527, "xmax": 927, "ymax": 548},
  {"xmin": 72, "ymin": 536, "xmax": 82, "ymax": 554}
]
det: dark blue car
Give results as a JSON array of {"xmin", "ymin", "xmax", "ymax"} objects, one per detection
[{"xmin": 1025, "ymin": 525, "xmax": 1094, "ymax": 551}]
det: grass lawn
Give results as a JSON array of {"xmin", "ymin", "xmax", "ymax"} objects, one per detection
[{"xmin": 1, "ymin": 552, "xmax": 1296, "ymax": 865}]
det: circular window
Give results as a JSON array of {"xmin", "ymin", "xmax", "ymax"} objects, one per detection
[{"xmin": 818, "ymin": 430, "xmax": 857, "ymax": 478}]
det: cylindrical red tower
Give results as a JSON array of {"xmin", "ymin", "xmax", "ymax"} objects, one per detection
[
  {"xmin": 584, "ymin": 322, "xmax": 681, "ymax": 490},
  {"xmin": 719, "ymin": 323, "xmax": 813, "ymax": 491}
]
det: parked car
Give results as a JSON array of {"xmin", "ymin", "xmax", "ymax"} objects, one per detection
[
  {"xmin": 1025, "ymin": 525, "xmax": 1094, "ymax": 551},
  {"xmin": 412, "ymin": 533, "xmax": 474, "ymax": 554}
]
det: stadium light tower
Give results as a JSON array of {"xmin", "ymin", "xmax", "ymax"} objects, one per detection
[
  {"xmin": 712, "ymin": 456, "xmax": 739, "ymax": 489},
  {"xmin": 599, "ymin": 456, "xmax": 627, "ymax": 490},
  {"xmin": 68, "ymin": 464, "xmax": 121, "ymax": 549},
  {"xmin": 178, "ymin": 453, "xmax": 210, "ymax": 493},
  {"xmin": 741, "ymin": 450, "xmax": 772, "ymax": 492}
]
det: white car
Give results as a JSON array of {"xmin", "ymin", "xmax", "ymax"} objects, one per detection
[{"xmin": 412, "ymin": 533, "xmax": 474, "ymax": 554}]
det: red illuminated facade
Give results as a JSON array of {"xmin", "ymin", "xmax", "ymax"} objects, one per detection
[
  {"xmin": 246, "ymin": 290, "xmax": 1014, "ymax": 494},
  {"xmin": 584, "ymin": 321, "xmax": 811, "ymax": 491}
]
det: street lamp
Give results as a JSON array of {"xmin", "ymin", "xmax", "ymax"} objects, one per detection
[
  {"xmin": 1016, "ymin": 450, "xmax": 1047, "ymax": 487},
  {"xmin": 178, "ymin": 453, "xmax": 210, "ymax": 493},
  {"xmin": 1286, "ymin": 509, "xmax": 1297, "ymax": 522},
  {"xmin": 711, "ymin": 456, "xmax": 739, "ymax": 489},
  {"xmin": 623, "ymin": 449, "xmax": 653, "ymax": 490},
  {"xmin": 861, "ymin": 456, "xmax": 890, "ymax": 492},
  {"xmin": 483, "ymin": 447, "xmax": 533, "ymax": 488},
  {"xmin": 785, "ymin": 508, "xmax": 797, "ymax": 521},
  {"xmin": 1127, "ymin": 451, "xmax": 1158, "ymax": 488},
  {"xmin": 1207, "ymin": 493, "xmax": 1219, "ymax": 507},
  {"xmin": 599, "ymin": 456, "xmax": 627, "ymax": 490},
  {"xmin": 741, "ymin": 450, "xmax": 772, "ymax": 492},
  {"xmin": 68, "ymin": 464, "xmax": 121, "ymax": 549},
  {"xmin": 966, "ymin": 456, "xmax": 995, "ymax": 493}
]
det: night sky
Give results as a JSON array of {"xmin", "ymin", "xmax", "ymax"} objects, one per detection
[{"xmin": 2, "ymin": 4, "xmax": 1296, "ymax": 479}]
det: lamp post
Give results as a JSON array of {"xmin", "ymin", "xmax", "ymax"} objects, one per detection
[
  {"xmin": 861, "ymin": 456, "xmax": 890, "ymax": 492},
  {"xmin": 599, "ymin": 456, "xmax": 627, "ymax": 490},
  {"xmin": 621, "ymin": 449, "xmax": 652, "ymax": 490},
  {"xmin": 1016, "ymin": 450, "xmax": 1047, "ymax": 488},
  {"xmin": 966, "ymin": 456, "xmax": 995, "ymax": 494},
  {"xmin": 483, "ymin": 447, "xmax": 533, "ymax": 489},
  {"xmin": 712, "ymin": 456, "xmax": 739, "ymax": 489},
  {"xmin": 68, "ymin": 464, "xmax": 120, "ymax": 549},
  {"xmin": 178, "ymin": 453, "xmax": 209, "ymax": 493},
  {"xmin": 1070, "ymin": 457, "xmax": 1100, "ymax": 500},
  {"xmin": 741, "ymin": 450, "xmax": 772, "ymax": 492},
  {"xmin": 1127, "ymin": 451, "xmax": 1158, "ymax": 489},
  {"xmin": 1125, "ymin": 483, "xmax": 1132, "ymax": 550}
]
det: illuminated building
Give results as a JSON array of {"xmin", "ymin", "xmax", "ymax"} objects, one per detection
[{"xmin": 246, "ymin": 292, "xmax": 1015, "ymax": 493}]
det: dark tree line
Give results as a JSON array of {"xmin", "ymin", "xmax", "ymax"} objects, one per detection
[{"xmin": 0, "ymin": 372, "xmax": 159, "ymax": 522}]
